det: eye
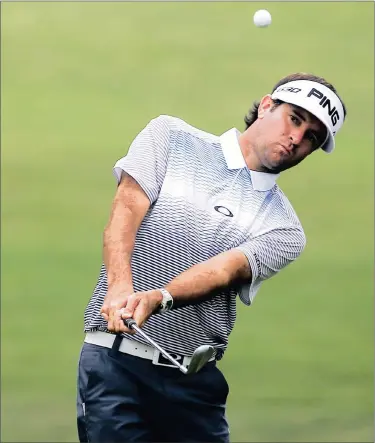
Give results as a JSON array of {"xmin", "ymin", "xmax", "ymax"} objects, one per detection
[{"xmin": 290, "ymin": 115, "xmax": 300, "ymax": 125}]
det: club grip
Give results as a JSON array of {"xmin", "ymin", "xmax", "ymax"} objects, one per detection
[{"xmin": 123, "ymin": 318, "xmax": 137, "ymax": 329}]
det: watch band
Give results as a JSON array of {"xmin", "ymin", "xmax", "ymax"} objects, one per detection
[{"xmin": 157, "ymin": 288, "xmax": 173, "ymax": 313}]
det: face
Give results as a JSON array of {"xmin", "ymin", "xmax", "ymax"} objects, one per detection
[{"xmin": 249, "ymin": 96, "xmax": 327, "ymax": 173}]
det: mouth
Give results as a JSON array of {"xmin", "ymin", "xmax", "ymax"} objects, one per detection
[{"xmin": 277, "ymin": 144, "xmax": 291, "ymax": 156}]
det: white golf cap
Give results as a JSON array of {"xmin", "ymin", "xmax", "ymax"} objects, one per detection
[{"xmin": 271, "ymin": 80, "xmax": 345, "ymax": 153}]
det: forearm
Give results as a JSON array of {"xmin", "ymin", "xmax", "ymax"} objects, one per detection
[
  {"xmin": 103, "ymin": 206, "xmax": 137, "ymax": 292},
  {"xmin": 165, "ymin": 249, "xmax": 251, "ymax": 308}
]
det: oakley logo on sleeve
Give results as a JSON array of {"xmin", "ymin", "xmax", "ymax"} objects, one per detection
[{"xmin": 214, "ymin": 206, "xmax": 234, "ymax": 217}]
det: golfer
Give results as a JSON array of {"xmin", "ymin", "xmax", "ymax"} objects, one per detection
[{"xmin": 77, "ymin": 72, "xmax": 346, "ymax": 442}]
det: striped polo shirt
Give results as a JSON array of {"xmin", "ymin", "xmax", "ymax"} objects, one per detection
[{"xmin": 83, "ymin": 115, "xmax": 306, "ymax": 360}]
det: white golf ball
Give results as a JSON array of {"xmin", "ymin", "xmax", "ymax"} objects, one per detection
[{"xmin": 253, "ymin": 9, "xmax": 272, "ymax": 28}]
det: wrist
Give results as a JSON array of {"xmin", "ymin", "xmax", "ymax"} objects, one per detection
[
  {"xmin": 108, "ymin": 281, "xmax": 134, "ymax": 294},
  {"xmin": 155, "ymin": 288, "xmax": 173, "ymax": 314}
]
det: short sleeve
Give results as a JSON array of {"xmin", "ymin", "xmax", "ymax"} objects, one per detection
[
  {"xmin": 234, "ymin": 227, "xmax": 306, "ymax": 305},
  {"xmin": 113, "ymin": 115, "xmax": 171, "ymax": 204}
]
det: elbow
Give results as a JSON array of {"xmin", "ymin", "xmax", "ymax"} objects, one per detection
[
  {"xmin": 221, "ymin": 250, "xmax": 252, "ymax": 286},
  {"xmin": 294, "ymin": 230, "xmax": 307, "ymax": 259}
]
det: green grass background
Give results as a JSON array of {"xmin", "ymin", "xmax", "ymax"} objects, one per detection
[{"xmin": 1, "ymin": 2, "xmax": 373, "ymax": 442}]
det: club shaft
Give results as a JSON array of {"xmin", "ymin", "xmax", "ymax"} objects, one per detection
[{"xmin": 131, "ymin": 324, "xmax": 188, "ymax": 374}]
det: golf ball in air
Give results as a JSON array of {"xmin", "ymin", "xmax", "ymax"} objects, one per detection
[{"xmin": 253, "ymin": 9, "xmax": 272, "ymax": 28}]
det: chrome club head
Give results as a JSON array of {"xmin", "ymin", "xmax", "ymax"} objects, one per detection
[{"xmin": 186, "ymin": 345, "xmax": 215, "ymax": 374}]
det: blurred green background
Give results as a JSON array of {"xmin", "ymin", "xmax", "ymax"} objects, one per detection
[{"xmin": 1, "ymin": 2, "xmax": 373, "ymax": 442}]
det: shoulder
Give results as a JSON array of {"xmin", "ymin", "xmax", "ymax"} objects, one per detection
[
  {"xmin": 149, "ymin": 115, "xmax": 219, "ymax": 144},
  {"xmin": 272, "ymin": 186, "xmax": 303, "ymax": 224},
  {"xmin": 269, "ymin": 185, "xmax": 306, "ymax": 242}
]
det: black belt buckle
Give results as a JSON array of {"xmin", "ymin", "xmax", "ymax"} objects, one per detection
[{"xmin": 153, "ymin": 350, "xmax": 184, "ymax": 368}]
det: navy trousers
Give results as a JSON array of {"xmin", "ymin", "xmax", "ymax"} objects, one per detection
[{"xmin": 77, "ymin": 339, "xmax": 230, "ymax": 442}]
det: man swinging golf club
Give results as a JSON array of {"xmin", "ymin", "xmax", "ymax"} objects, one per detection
[{"xmin": 77, "ymin": 72, "xmax": 347, "ymax": 442}]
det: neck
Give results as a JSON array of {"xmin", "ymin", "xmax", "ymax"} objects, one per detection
[{"xmin": 238, "ymin": 128, "xmax": 269, "ymax": 173}]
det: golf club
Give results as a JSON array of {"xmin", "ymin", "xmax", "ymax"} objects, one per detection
[{"xmin": 123, "ymin": 318, "xmax": 214, "ymax": 375}]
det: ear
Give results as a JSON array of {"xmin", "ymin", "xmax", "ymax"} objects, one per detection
[{"xmin": 258, "ymin": 94, "xmax": 274, "ymax": 119}]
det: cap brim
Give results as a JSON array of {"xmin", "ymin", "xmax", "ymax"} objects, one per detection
[{"xmin": 320, "ymin": 126, "xmax": 335, "ymax": 154}]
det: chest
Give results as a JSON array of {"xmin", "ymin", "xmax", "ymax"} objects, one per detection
[{"xmin": 154, "ymin": 163, "xmax": 274, "ymax": 253}]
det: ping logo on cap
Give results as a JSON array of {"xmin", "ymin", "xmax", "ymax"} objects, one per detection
[{"xmin": 307, "ymin": 88, "xmax": 340, "ymax": 126}]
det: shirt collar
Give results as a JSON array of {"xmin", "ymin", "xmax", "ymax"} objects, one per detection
[{"xmin": 219, "ymin": 128, "xmax": 280, "ymax": 192}]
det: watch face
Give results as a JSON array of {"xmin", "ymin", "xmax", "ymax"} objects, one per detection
[{"xmin": 159, "ymin": 289, "xmax": 173, "ymax": 312}]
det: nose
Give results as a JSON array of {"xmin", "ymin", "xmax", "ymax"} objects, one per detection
[{"xmin": 289, "ymin": 128, "xmax": 304, "ymax": 146}]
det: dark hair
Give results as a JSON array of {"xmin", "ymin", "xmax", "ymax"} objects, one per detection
[{"xmin": 244, "ymin": 72, "xmax": 347, "ymax": 129}]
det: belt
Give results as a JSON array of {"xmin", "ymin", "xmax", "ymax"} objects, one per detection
[{"xmin": 84, "ymin": 331, "xmax": 214, "ymax": 369}]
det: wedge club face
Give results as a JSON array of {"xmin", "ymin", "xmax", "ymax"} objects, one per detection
[{"xmin": 186, "ymin": 345, "xmax": 215, "ymax": 374}]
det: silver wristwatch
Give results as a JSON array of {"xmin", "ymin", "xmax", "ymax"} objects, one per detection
[{"xmin": 157, "ymin": 288, "xmax": 173, "ymax": 313}]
